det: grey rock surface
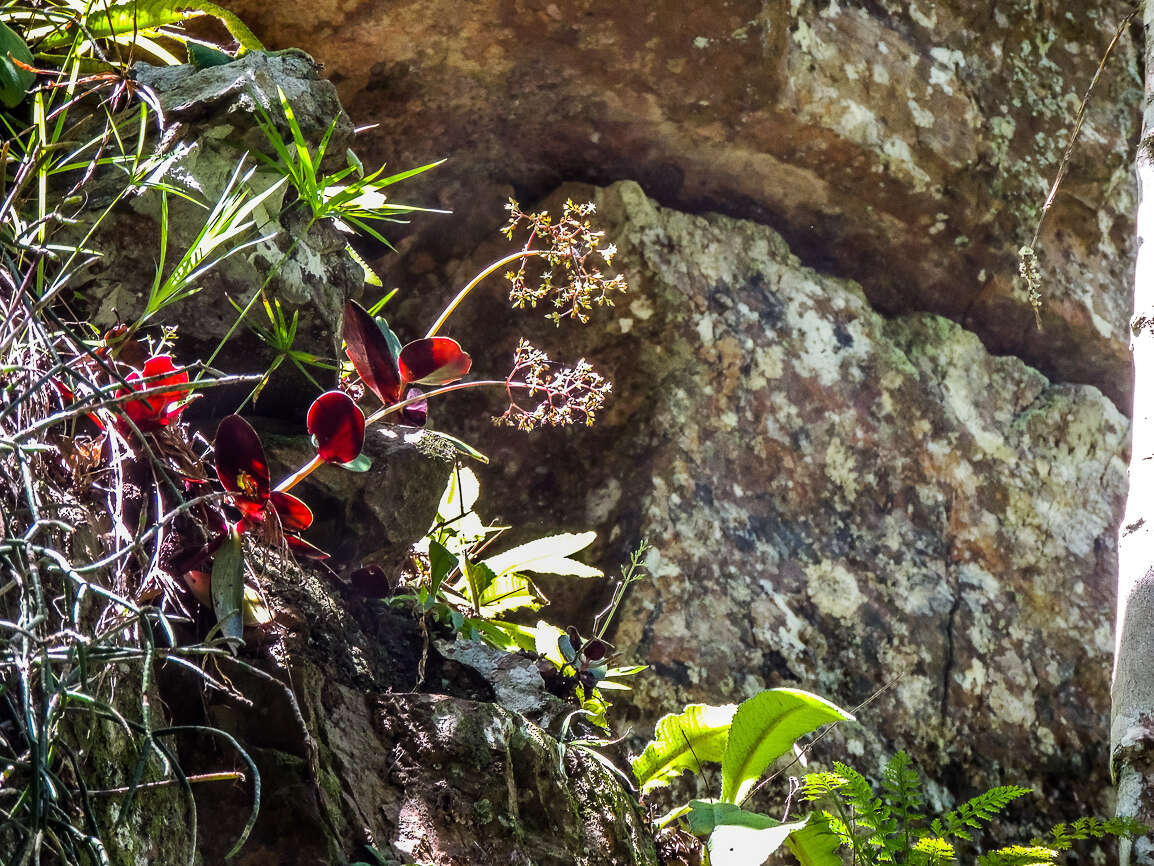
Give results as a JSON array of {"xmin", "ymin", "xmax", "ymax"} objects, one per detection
[
  {"xmin": 425, "ymin": 180, "xmax": 1129, "ymax": 839},
  {"xmin": 229, "ymin": 0, "xmax": 1140, "ymax": 408}
]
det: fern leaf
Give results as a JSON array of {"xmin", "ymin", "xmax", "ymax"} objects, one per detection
[
  {"xmin": 938, "ymin": 786, "xmax": 1029, "ymax": 841},
  {"xmin": 910, "ymin": 836, "xmax": 955, "ymax": 866},
  {"xmin": 976, "ymin": 844, "xmax": 1057, "ymax": 866}
]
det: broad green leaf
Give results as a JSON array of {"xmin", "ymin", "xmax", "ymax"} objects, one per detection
[
  {"xmin": 36, "ymin": 0, "xmax": 263, "ymax": 52},
  {"xmin": 631, "ymin": 703, "xmax": 738, "ymax": 793},
  {"xmin": 471, "ymin": 619, "xmax": 539, "ymax": 653},
  {"xmin": 0, "ymin": 21, "xmax": 33, "ymax": 108},
  {"xmin": 530, "ymin": 620, "xmax": 569, "ymax": 667},
  {"xmin": 187, "ymin": 42, "xmax": 234, "ymax": 68},
  {"xmin": 720, "ymin": 689, "xmax": 853, "ymax": 804},
  {"xmin": 688, "ymin": 801, "xmax": 780, "ymax": 836},
  {"xmin": 210, "ymin": 526, "xmax": 245, "ymax": 642},
  {"xmin": 706, "ymin": 809, "xmax": 807, "ymax": 866},
  {"xmin": 428, "ymin": 539, "xmax": 456, "ymax": 595},
  {"xmin": 437, "ymin": 465, "xmax": 480, "ymax": 522},
  {"xmin": 478, "ymin": 571, "xmax": 545, "ymax": 617},
  {"xmin": 785, "ymin": 815, "xmax": 844, "ymax": 866},
  {"xmin": 480, "ymin": 531, "xmax": 601, "ymax": 578}
]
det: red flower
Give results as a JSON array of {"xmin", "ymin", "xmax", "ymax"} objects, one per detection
[
  {"xmin": 342, "ymin": 300, "xmax": 470, "ymax": 425},
  {"xmin": 119, "ymin": 355, "xmax": 191, "ymax": 432},
  {"xmin": 214, "ymin": 415, "xmax": 326, "ymax": 558},
  {"xmin": 307, "ymin": 390, "xmax": 365, "ymax": 463}
]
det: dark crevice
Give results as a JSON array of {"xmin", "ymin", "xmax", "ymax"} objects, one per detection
[{"xmin": 940, "ymin": 580, "xmax": 963, "ymax": 720}]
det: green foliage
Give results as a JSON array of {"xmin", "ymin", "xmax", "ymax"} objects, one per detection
[
  {"xmin": 0, "ymin": 20, "xmax": 33, "ymax": 107},
  {"xmin": 633, "ymin": 689, "xmax": 853, "ymax": 866},
  {"xmin": 802, "ymin": 751, "xmax": 1144, "ymax": 866},
  {"xmin": 720, "ymin": 689, "xmax": 851, "ymax": 804},
  {"xmin": 253, "ymin": 86, "xmax": 443, "ymax": 246},
  {"xmin": 394, "ymin": 465, "xmax": 646, "ymax": 728}
]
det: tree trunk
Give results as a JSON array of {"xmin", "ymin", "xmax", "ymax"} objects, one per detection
[{"xmin": 1113, "ymin": 4, "xmax": 1154, "ymax": 862}]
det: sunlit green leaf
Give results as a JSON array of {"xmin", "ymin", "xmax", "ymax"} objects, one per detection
[
  {"xmin": 631, "ymin": 703, "xmax": 738, "ymax": 793},
  {"xmin": 720, "ymin": 689, "xmax": 853, "ymax": 805},
  {"xmin": 477, "ymin": 571, "xmax": 545, "ymax": 617},
  {"xmin": 480, "ymin": 531, "xmax": 601, "ymax": 578}
]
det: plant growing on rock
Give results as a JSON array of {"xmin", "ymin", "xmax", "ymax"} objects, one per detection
[
  {"xmin": 633, "ymin": 691, "xmax": 1146, "ymax": 866},
  {"xmin": 801, "ymin": 751, "xmax": 1145, "ymax": 866}
]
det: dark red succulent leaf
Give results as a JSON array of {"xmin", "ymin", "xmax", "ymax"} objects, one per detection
[
  {"xmin": 397, "ymin": 337, "xmax": 472, "ymax": 386},
  {"xmin": 581, "ymin": 638, "xmax": 610, "ymax": 663},
  {"xmin": 270, "ymin": 491, "xmax": 314, "ymax": 532},
  {"xmin": 399, "ymin": 387, "xmax": 428, "ymax": 427},
  {"xmin": 349, "ymin": 564, "xmax": 391, "ymax": 597},
  {"xmin": 343, "ymin": 300, "xmax": 402, "ymax": 406},
  {"xmin": 214, "ymin": 415, "xmax": 272, "ymax": 505},
  {"xmin": 285, "ymin": 533, "xmax": 329, "ymax": 560},
  {"xmin": 120, "ymin": 355, "xmax": 192, "ymax": 432},
  {"xmin": 307, "ymin": 390, "xmax": 365, "ymax": 463}
]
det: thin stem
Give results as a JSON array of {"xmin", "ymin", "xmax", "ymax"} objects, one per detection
[
  {"xmin": 272, "ymin": 378, "xmax": 536, "ymax": 495},
  {"xmin": 88, "ymin": 771, "xmax": 245, "ymax": 797},
  {"xmin": 425, "ymin": 250, "xmax": 542, "ymax": 338},
  {"xmin": 364, "ymin": 379, "xmax": 517, "ymax": 426},
  {"xmin": 273, "ymin": 453, "xmax": 323, "ymax": 494}
]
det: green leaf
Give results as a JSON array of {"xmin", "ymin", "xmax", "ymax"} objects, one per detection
[
  {"xmin": 210, "ymin": 526, "xmax": 246, "ymax": 643},
  {"xmin": 477, "ymin": 571, "xmax": 545, "ymax": 617},
  {"xmin": 631, "ymin": 703, "xmax": 738, "ymax": 793},
  {"xmin": 428, "ymin": 539, "xmax": 456, "ymax": 593},
  {"xmin": 688, "ymin": 801, "xmax": 780, "ymax": 836},
  {"xmin": 705, "ymin": 807, "xmax": 807, "ymax": 866},
  {"xmin": 374, "ymin": 314, "xmax": 404, "ymax": 366},
  {"xmin": 470, "ymin": 619, "xmax": 540, "ymax": 653},
  {"xmin": 720, "ymin": 689, "xmax": 853, "ymax": 804},
  {"xmin": 654, "ymin": 802, "xmax": 695, "ymax": 830},
  {"xmin": 0, "ymin": 21, "xmax": 34, "ymax": 109},
  {"xmin": 480, "ymin": 531, "xmax": 601, "ymax": 578},
  {"xmin": 338, "ymin": 453, "xmax": 373, "ymax": 472},
  {"xmin": 785, "ymin": 815, "xmax": 844, "ymax": 866},
  {"xmin": 187, "ymin": 42, "xmax": 234, "ymax": 68}
]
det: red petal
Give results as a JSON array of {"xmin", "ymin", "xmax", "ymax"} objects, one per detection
[
  {"xmin": 139, "ymin": 355, "xmax": 190, "ymax": 405},
  {"xmin": 270, "ymin": 491, "xmax": 314, "ymax": 532},
  {"xmin": 343, "ymin": 300, "xmax": 402, "ymax": 406},
  {"xmin": 399, "ymin": 387, "xmax": 427, "ymax": 427},
  {"xmin": 397, "ymin": 337, "xmax": 472, "ymax": 386},
  {"xmin": 307, "ymin": 390, "xmax": 365, "ymax": 463},
  {"xmin": 214, "ymin": 415, "xmax": 271, "ymax": 503},
  {"xmin": 285, "ymin": 533, "xmax": 329, "ymax": 560}
]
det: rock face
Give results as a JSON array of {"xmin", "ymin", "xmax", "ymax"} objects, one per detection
[
  {"xmin": 69, "ymin": 51, "xmax": 362, "ymax": 416},
  {"xmin": 171, "ymin": 565, "xmax": 657, "ymax": 866},
  {"xmin": 409, "ymin": 180, "xmax": 1129, "ymax": 840},
  {"xmin": 226, "ymin": 0, "xmax": 1139, "ymax": 408}
]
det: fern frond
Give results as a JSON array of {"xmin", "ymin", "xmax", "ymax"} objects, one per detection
[
  {"xmin": 910, "ymin": 835, "xmax": 955, "ymax": 866},
  {"xmin": 976, "ymin": 844, "xmax": 1057, "ymax": 866},
  {"xmin": 937, "ymin": 786, "xmax": 1030, "ymax": 841},
  {"xmin": 1047, "ymin": 815, "xmax": 1149, "ymax": 851},
  {"xmin": 831, "ymin": 762, "xmax": 900, "ymax": 859},
  {"xmin": 882, "ymin": 751, "xmax": 925, "ymax": 819},
  {"xmin": 803, "ymin": 772, "xmax": 849, "ymax": 800}
]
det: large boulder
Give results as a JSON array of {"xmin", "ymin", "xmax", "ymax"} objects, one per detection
[
  {"xmin": 408, "ymin": 179, "xmax": 1129, "ymax": 843},
  {"xmin": 225, "ymin": 0, "xmax": 1139, "ymax": 408}
]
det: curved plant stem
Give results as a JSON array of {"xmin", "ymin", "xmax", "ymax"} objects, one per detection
[
  {"xmin": 425, "ymin": 250, "xmax": 542, "ymax": 338},
  {"xmin": 273, "ymin": 453, "xmax": 323, "ymax": 494}
]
